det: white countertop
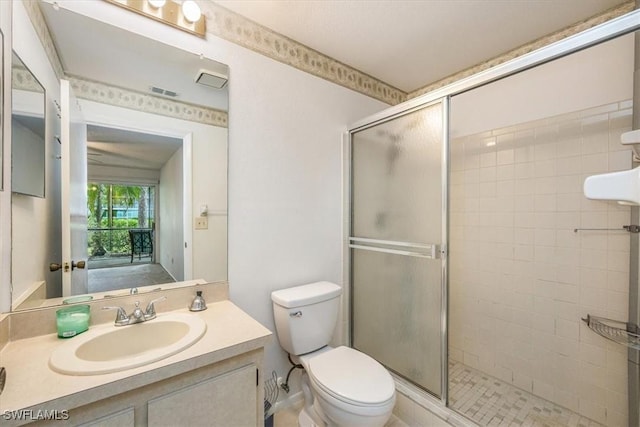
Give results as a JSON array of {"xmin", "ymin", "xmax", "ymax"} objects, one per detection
[{"xmin": 0, "ymin": 300, "xmax": 272, "ymax": 414}]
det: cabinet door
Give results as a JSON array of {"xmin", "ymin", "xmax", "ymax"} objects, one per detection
[
  {"xmin": 148, "ymin": 364, "xmax": 257, "ymax": 427},
  {"xmin": 77, "ymin": 408, "xmax": 135, "ymax": 427}
]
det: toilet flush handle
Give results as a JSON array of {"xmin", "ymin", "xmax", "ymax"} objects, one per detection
[{"xmin": 290, "ymin": 311, "xmax": 302, "ymax": 318}]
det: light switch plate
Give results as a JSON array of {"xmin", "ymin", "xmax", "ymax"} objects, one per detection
[{"xmin": 195, "ymin": 216, "xmax": 208, "ymax": 230}]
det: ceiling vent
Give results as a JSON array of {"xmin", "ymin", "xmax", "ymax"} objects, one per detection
[
  {"xmin": 195, "ymin": 69, "xmax": 228, "ymax": 89},
  {"xmin": 150, "ymin": 86, "xmax": 178, "ymax": 97}
]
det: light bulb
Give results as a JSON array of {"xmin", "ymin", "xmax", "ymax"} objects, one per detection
[
  {"xmin": 182, "ymin": 0, "xmax": 201, "ymax": 23},
  {"xmin": 148, "ymin": 0, "xmax": 166, "ymax": 8}
]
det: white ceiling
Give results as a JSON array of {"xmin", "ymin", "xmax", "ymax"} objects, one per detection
[
  {"xmin": 87, "ymin": 125, "xmax": 182, "ymax": 170},
  {"xmin": 216, "ymin": 0, "xmax": 628, "ymax": 92}
]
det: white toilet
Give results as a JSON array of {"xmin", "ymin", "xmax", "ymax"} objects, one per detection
[{"xmin": 271, "ymin": 281, "xmax": 396, "ymax": 427}]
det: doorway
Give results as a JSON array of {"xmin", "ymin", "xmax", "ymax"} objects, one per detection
[{"xmin": 84, "ymin": 124, "xmax": 184, "ymax": 294}]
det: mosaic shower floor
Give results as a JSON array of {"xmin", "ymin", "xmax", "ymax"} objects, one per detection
[{"xmin": 449, "ymin": 361, "xmax": 603, "ymax": 427}]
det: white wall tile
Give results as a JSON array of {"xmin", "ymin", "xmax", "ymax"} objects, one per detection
[
  {"xmin": 578, "ymin": 399, "xmax": 607, "ymax": 425},
  {"xmin": 535, "ymin": 142, "xmax": 558, "ymax": 161},
  {"xmin": 579, "ymin": 249, "xmax": 608, "ymax": 270},
  {"xmin": 556, "ymin": 265, "xmax": 579, "ymax": 285},
  {"xmin": 607, "ymin": 290, "xmax": 629, "ymax": 313},
  {"xmin": 497, "ymin": 149, "xmax": 515, "ymax": 166},
  {"xmin": 534, "ymin": 159, "xmax": 557, "ymax": 177},
  {"xmin": 579, "ymin": 341, "xmax": 607, "ymax": 367},
  {"xmin": 557, "ymin": 156, "xmax": 582, "ymax": 176},
  {"xmin": 581, "ymin": 153, "xmax": 608, "ymax": 174},
  {"xmin": 449, "ymin": 102, "xmax": 631, "ymax": 423},
  {"xmin": 580, "ymin": 267, "xmax": 608, "ymax": 288},
  {"xmin": 554, "ymin": 388, "xmax": 579, "ymax": 412},
  {"xmin": 534, "ymin": 194, "xmax": 557, "ymax": 212},
  {"xmin": 480, "ymin": 151, "xmax": 497, "ymax": 168},
  {"xmin": 605, "ymin": 389, "xmax": 629, "ymax": 418},
  {"xmin": 579, "ymin": 286, "xmax": 607, "ymax": 309},
  {"xmin": 496, "ymin": 164, "xmax": 515, "ymax": 182},
  {"xmin": 515, "ymin": 146, "xmax": 535, "ymax": 164},
  {"xmin": 608, "ymin": 251, "xmax": 630, "ymax": 273},
  {"xmin": 553, "ymin": 336, "xmax": 580, "ymax": 360},
  {"xmin": 532, "ymin": 380, "xmax": 555, "ymax": 401},
  {"xmin": 556, "ymin": 193, "xmax": 581, "ymax": 212},
  {"xmin": 608, "ymin": 149, "xmax": 632, "ymax": 171},
  {"xmin": 608, "ymin": 270, "xmax": 628, "ymax": 293},
  {"xmin": 556, "ymin": 174, "xmax": 582, "ymax": 193},
  {"xmin": 534, "ymin": 213, "xmax": 556, "ymax": 229},
  {"xmin": 606, "ymin": 409, "xmax": 629, "ymax": 427}
]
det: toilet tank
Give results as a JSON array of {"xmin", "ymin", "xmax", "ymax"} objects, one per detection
[{"xmin": 271, "ymin": 282, "xmax": 342, "ymax": 355}]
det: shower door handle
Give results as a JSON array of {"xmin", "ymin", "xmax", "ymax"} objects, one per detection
[{"xmin": 349, "ymin": 237, "xmax": 440, "ymax": 259}]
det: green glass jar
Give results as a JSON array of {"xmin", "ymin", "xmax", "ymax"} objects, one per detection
[
  {"xmin": 56, "ymin": 304, "xmax": 91, "ymax": 338},
  {"xmin": 62, "ymin": 295, "xmax": 93, "ymax": 305}
]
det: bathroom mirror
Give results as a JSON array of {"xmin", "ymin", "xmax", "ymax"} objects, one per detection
[
  {"xmin": 11, "ymin": 51, "xmax": 45, "ymax": 198},
  {"xmin": 9, "ymin": 1, "xmax": 228, "ymax": 311}
]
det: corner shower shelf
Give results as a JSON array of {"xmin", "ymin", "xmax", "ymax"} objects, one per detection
[{"xmin": 582, "ymin": 314, "xmax": 640, "ymax": 351}]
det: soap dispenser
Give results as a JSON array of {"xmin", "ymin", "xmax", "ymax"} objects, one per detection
[{"xmin": 189, "ymin": 291, "xmax": 207, "ymax": 312}]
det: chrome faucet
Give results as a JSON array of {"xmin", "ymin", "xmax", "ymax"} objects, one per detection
[{"xmin": 103, "ymin": 296, "xmax": 167, "ymax": 326}]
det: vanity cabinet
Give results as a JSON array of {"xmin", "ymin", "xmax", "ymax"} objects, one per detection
[
  {"xmin": 29, "ymin": 350, "xmax": 264, "ymax": 427},
  {"xmin": 148, "ymin": 363, "xmax": 257, "ymax": 426}
]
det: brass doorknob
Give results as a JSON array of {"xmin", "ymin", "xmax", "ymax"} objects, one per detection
[
  {"xmin": 72, "ymin": 260, "xmax": 86, "ymax": 270},
  {"xmin": 49, "ymin": 263, "xmax": 63, "ymax": 272}
]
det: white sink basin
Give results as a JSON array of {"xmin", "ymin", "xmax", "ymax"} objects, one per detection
[{"xmin": 49, "ymin": 313, "xmax": 207, "ymax": 375}]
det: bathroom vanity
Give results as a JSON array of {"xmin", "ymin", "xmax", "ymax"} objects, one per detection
[{"xmin": 0, "ymin": 283, "xmax": 272, "ymax": 427}]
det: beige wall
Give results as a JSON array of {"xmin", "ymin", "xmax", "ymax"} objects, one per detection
[{"xmin": 159, "ymin": 147, "xmax": 184, "ymax": 281}]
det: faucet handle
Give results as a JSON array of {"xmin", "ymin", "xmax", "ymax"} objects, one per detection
[
  {"xmin": 131, "ymin": 301, "xmax": 144, "ymax": 320},
  {"xmin": 144, "ymin": 296, "xmax": 167, "ymax": 319},
  {"xmin": 102, "ymin": 306, "xmax": 128, "ymax": 326}
]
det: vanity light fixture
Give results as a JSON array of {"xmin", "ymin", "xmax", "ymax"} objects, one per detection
[
  {"xmin": 104, "ymin": 0, "xmax": 206, "ymax": 38},
  {"xmin": 181, "ymin": 1, "xmax": 202, "ymax": 23}
]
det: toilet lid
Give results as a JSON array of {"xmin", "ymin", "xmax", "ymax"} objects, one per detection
[{"xmin": 308, "ymin": 346, "xmax": 395, "ymax": 406}]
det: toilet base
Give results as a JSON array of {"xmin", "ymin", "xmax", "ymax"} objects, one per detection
[{"xmin": 299, "ymin": 406, "xmax": 321, "ymax": 427}]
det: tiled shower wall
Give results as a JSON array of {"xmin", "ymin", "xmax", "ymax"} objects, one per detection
[{"xmin": 449, "ymin": 100, "xmax": 633, "ymax": 427}]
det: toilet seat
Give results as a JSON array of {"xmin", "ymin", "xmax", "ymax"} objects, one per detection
[{"xmin": 307, "ymin": 346, "xmax": 395, "ymax": 407}]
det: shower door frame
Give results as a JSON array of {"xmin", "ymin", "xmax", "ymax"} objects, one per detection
[
  {"xmin": 347, "ymin": 98, "xmax": 450, "ymax": 403},
  {"xmin": 344, "ymin": 8, "xmax": 640, "ymax": 414}
]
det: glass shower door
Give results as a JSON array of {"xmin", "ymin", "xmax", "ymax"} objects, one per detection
[{"xmin": 350, "ymin": 100, "xmax": 446, "ymax": 398}]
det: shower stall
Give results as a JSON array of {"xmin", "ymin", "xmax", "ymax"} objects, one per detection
[{"xmin": 347, "ymin": 12, "xmax": 640, "ymax": 427}]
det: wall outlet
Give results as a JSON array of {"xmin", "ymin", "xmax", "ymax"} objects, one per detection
[{"xmin": 195, "ymin": 216, "xmax": 208, "ymax": 230}]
